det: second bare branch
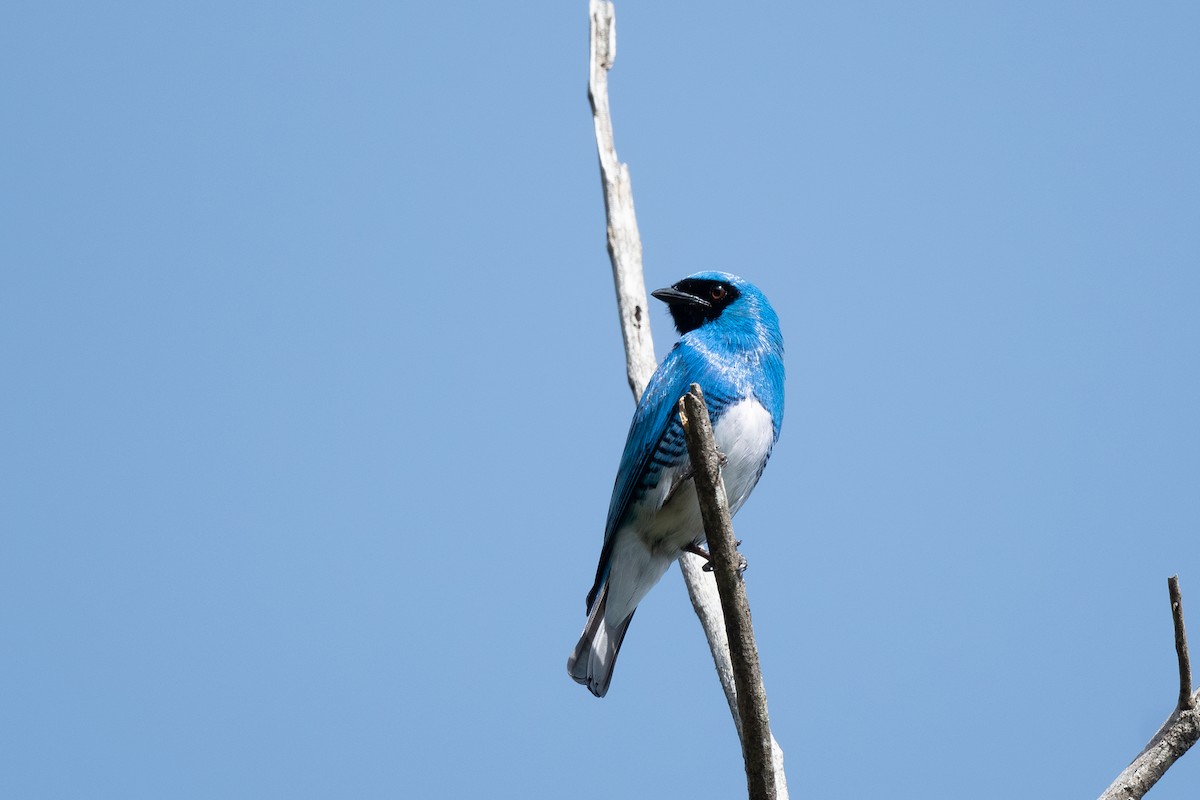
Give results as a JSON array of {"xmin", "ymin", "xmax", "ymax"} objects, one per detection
[{"xmin": 679, "ymin": 384, "xmax": 777, "ymax": 800}]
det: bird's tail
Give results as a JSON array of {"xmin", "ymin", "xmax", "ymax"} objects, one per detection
[{"xmin": 567, "ymin": 584, "xmax": 635, "ymax": 698}]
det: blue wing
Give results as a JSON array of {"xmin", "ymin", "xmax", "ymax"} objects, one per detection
[{"xmin": 584, "ymin": 343, "xmax": 743, "ymax": 610}]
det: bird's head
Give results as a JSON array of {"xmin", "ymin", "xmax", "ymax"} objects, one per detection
[{"xmin": 651, "ymin": 271, "xmax": 777, "ymax": 337}]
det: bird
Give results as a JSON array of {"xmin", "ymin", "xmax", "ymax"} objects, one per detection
[{"xmin": 568, "ymin": 271, "xmax": 784, "ymax": 697}]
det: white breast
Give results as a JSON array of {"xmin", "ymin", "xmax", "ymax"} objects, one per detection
[
  {"xmin": 602, "ymin": 397, "xmax": 776, "ymax": 626},
  {"xmin": 634, "ymin": 396, "xmax": 775, "ymax": 555},
  {"xmin": 711, "ymin": 397, "xmax": 776, "ymax": 515}
]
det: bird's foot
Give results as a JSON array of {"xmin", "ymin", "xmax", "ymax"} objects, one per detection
[
  {"xmin": 683, "ymin": 542, "xmax": 747, "ymax": 574},
  {"xmin": 734, "ymin": 540, "xmax": 748, "ymax": 574},
  {"xmin": 684, "ymin": 543, "xmax": 714, "ymax": 571}
]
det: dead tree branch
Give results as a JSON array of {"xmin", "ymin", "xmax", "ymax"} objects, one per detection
[
  {"xmin": 1099, "ymin": 575, "xmax": 1200, "ymax": 799},
  {"xmin": 588, "ymin": 0, "xmax": 655, "ymax": 398},
  {"xmin": 1171, "ymin": 576, "xmax": 1195, "ymax": 713},
  {"xmin": 679, "ymin": 385, "xmax": 777, "ymax": 800}
]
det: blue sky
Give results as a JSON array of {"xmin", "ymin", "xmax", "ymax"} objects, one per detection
[{"xmin": 2, "ymin": 2, "xmax": 1198, "ymax": 798}]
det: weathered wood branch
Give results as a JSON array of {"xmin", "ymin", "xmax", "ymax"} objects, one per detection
[
  {"xmin": 679, "ymin": 385, "xmax": 777, "ymax": 800},
  {"xmin": 587, "ymin": 3, "xmax": 788, "ymax": 797},
  {"xmin": 1098, "ymin": 575, "xmax": 1200, "ymax": 799},
  {"xmin": 588, "ymin": 0, "xmax": 655, "ymax": 398},
  {"xmin": 1171, "ymin": 576, "xmax": 1195, "ymax": 713}
]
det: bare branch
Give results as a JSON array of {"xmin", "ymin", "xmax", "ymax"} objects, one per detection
[
  {"xmin": 1098, "ymin": 576, "xmax": 1200, "ymax": 800},
  {"xmin": 679, "ymin": 385, "xmax": 776, "ymax": 800},
  {"xmin": 587, "ymin": 4, "xmax": 789, "ymax": 796},
  {"xmin": 1171, "ymin": 575, "xmax": 1195, "ymax": 712},
  {"xmin": 588, "ymin": 0, "xmax": 656, "ymax": 397},
  {"xmin": 676, "ymin": 557, "xmax": 791, "ymax": 789}
]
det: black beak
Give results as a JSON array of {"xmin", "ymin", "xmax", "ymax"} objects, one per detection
[{"xmin": 651, "ymin": 286, "xmax": 711, "ymax": 308}]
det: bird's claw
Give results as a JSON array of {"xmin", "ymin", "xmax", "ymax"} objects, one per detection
[
  {"xmin": 683, "ymin": 542, "xmax": 748, "ymax": 574},
  {"xmin": 685, "ymin": 542, "xmax": 711, "ymax": 568},
  {"xmin": 684, "ymin": 543, "xmax": 718, "ymax": 571}
]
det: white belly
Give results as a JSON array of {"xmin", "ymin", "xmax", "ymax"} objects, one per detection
[
  {"xmin": 710, "ymin": 397, "xmax": 777, "ymax": 518},
  {"xmin": 603, "ymin": 397, "xmax": 776, "ymax": 625}
]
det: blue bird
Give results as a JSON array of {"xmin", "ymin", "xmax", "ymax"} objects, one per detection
[{"xmin": 568, "ymin": 272, "xmax": 784, "ymax": 697}]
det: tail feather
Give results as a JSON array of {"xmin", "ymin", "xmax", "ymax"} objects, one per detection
[{"xmin": 567, "ymin": 585, "xmax": 635, "ymax": 698}]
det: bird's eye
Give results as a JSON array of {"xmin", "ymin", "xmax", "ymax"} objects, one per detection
[{"xmin": 710, "ymin": 285, "xmax": 726, "ymax": 301}]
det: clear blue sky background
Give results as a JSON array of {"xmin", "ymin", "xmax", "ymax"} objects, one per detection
[{"xmin": 3, "ymin": 2, "xmax": 1198, "ymax": 798}]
